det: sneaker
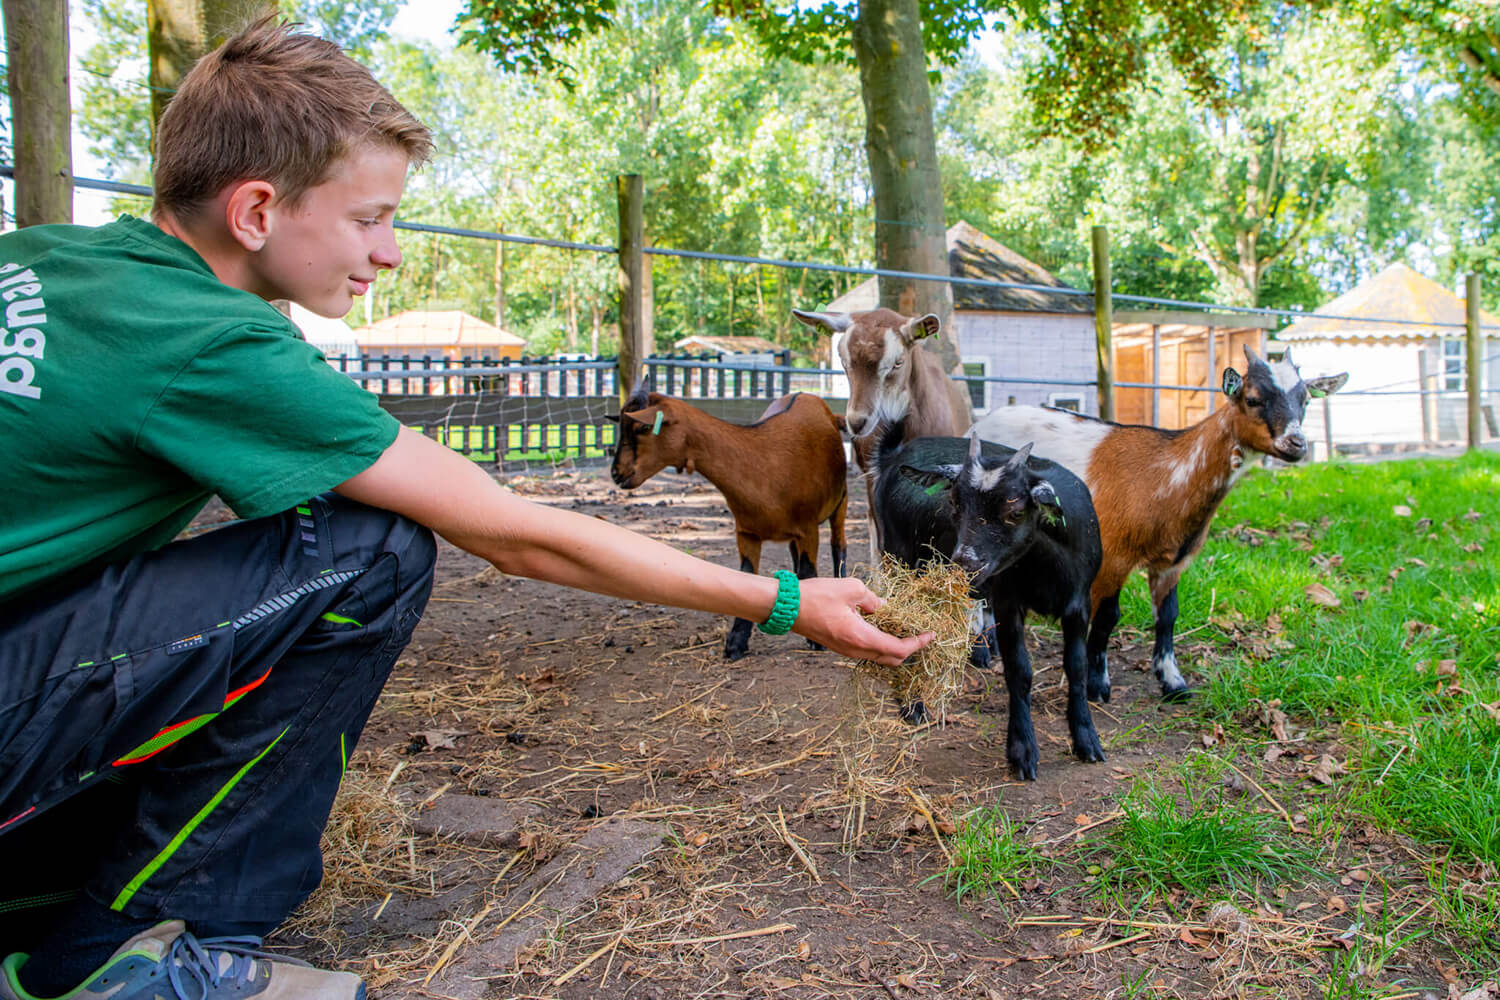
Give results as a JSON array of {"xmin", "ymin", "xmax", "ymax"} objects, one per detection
[{"xmin": 0, "ymin": 920, "xmax": 364, "ymax": 1000}]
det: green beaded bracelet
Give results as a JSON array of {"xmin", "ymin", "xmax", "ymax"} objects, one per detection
[{"xmin": 757, "ymin": 570, "xmax": 800, "ymax": 635}]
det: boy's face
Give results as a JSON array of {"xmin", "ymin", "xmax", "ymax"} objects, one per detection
[{"xmin": 255, "ymin": 143, "xmax": 409, "ymax": 318}]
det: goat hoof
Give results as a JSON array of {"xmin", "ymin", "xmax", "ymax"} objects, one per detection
[
  {"xmin": 898, "ymin": 700, "xmax": 929, "ymax": 726},
  {"xmin": 968, "ymin": 644, "xmax": 992, "ymax": 670},
  {"xmin": 724, "ymin": 645, "xmax": 750, "ymax": 662},
  {"xmin": 806, "ymin": 639, "xmax": 826, "ymax": 652},
  {"xmin": 1074, "ymin": 734, "xmax": 1106, "ymax": 763},
  {"xmin": 1008, "ymin": 745, "xmax": 1039, "ymax": 781},
  {"xmin": 1161, "ymin": 683, "xmax": 1192, "ymax": 703},
  {"xmin": 1087, "ymin": 682, "xmax": 1111, "ymax": 704}
]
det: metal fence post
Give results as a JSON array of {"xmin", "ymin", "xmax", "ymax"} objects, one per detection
[
  {"xmin": 1091, "ymin": 225, "xmax": 1114, "ymax": 421},
  {"xmin": 1467, "ymin": 273, "xmax": 1482, "ymax": 451}
]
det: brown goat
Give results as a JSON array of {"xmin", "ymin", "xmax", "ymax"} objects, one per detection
[
  {"xmin": 972, "ymin": 346, "xmax": 1348, "ymax": 701},
  {"xmin": 792, "ymin": 308, "xmax": 972, "ymax": 554},
  {"xmin": 608, "ymin": 387, "xmax": 849, "ymax": 660}
]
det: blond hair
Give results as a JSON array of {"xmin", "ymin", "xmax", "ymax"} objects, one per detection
[{"xmin": 152, "ymin": 15, "xmax": 432, "ymax": 221}]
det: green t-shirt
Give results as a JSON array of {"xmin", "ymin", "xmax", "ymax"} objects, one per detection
[{"xmin": 0, "ymin": 215, "xmax": 400, "ymax": 603}]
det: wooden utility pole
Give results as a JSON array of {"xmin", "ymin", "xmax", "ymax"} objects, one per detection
[
  {"xmin": 147, "ymin": 0, "xmax": 264, "ymax": 158},
  {"xmin": 1092, "ymin": 225, "xmax": 1115, "ymax": 421},
  {"xmin": 1466, "ymin": 273, "xmax": 1482, "ymax": 450},
  {"xmin": 616, "ymin": 174, "xmax": 645, "ymax": 403},
  {"xmin": 3, "ymin": 0, "xmax": 73, "ymax": 226}
]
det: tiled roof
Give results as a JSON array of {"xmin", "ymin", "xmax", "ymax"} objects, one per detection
[
  {"xmin": 352, "ymin": 310, "xmax": 526, "ymax": 347},
  {"xmin": 826, "ymin": 221, "xmax": 1092, "ymax": 315},
  {"xmin": 1279, "ymin": 263, "xmax": 1499, "ymax": 341}
]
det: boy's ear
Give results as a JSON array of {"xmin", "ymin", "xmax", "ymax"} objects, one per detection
[{"xmin": 223, "ymin": 180, "xmax": 278, "ymax": 252}]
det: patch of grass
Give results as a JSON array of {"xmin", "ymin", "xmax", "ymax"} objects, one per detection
[
  {"xmin": 1355, "ymin": 712, "xmax": 1500, "ymax": 866},
  {"xmin": 1115, "ymin": 452, "xmax": 1500, "ymax": 867},
  {"xmin": 1422, "ymin": 858, "xmax": 1500, "ymax": 976},
  {"xmin": 1089, "ymin": 771, "xmax": 1314, "ymax": 903},
  {"xmin": 925, "ymin": 805, "xmax": 1043, "ymax": 906}
]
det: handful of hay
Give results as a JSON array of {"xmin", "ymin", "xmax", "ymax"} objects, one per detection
[{"xmin": 852, "ymin": 555, "xmax": 975, "ymax": 720}]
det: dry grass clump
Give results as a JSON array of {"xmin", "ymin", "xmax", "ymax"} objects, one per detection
[
  {"xmin": 852, "ymin": 555, "xmax": 974, "ymax": 720},
  {"xmin": 284, "ymin": 757, "xmax": 416, "ymax": 940}
]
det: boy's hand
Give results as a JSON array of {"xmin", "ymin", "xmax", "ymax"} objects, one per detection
[{"xmin": 794, "ymin": 577, "xmax": 934, "ymax": 666}]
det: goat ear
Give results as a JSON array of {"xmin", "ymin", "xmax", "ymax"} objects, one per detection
[
  {"xmin": 899, "ymin": 463, "xmax": 960, "ymax": 495},
  {"xmin": 1030, "ymin": 480, "xmax": 1065, "ymax": 526},
  {"xmin": 900, "ymin": 313, "xmax": 941, "ymax": 342},
  {"xmin": 967, "ymin": 433, "xmax": 983, "ymax": 464},
  {"xmin": 1281, "ymin": 346, "xmax": 1295, "ymax": 368},
  {"xmin": 1003, "ymin": 441, "xmax": 1034, "ymax": 471},
  {"xmin": 1222, "ymin": 367, "xmax": 1244, "ymax": 397},
  {"xmin": 1305, "ymin": 372, "xmax": 1349, "ymax": 397},
  {"xmin": 792, "ymin": 309, "xmax": 852, "ymax": 333},
  {"xmin": 604, "ymin": 413, "xmax": 621, "ymax": 424}
]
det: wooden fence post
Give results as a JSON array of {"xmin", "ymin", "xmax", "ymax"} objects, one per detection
[
  {"xmin": 1091, "ymin": 225, "xmax": 1114, "ymax": 421},
  {"xmin": 617, "ymin": 174, "xmax": 645, "ymax": 404},
  {"xmin": 1467, "ymin": 273, "xmax": 1482, "ymax": 451},
  {"xmin": 3, "ymin": 0, "xmax": 74, "ymax": 225}
]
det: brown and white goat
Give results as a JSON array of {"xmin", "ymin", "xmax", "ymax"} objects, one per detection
[
  {"xmin": 792, "ymin": 308, "xmax": 973, "ymax": 554},
  {"xmin": 608, "ymin": 387, "xmax": 849, "ymax": 661},
  {"xmin": 970, "ymin": 346, "xmax": 1348, "ymax": 701}
]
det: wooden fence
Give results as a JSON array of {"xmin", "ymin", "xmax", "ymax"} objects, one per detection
[{"xmin": 330, "ymin": 353, "xmax": 843, "ymax": 467}]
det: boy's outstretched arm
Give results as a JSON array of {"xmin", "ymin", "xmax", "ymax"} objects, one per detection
[{"xmin": 336, "ymin": 428, "xmax": 932, "ymax": 666}]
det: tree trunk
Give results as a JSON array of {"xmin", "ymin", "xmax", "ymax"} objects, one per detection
[
  {"xmin": 148, "ymin": 0, "xmax": 260, "ymax": 158},
  {"xmin": 3, "ymin": 0, "xmax": 73, "ymax": 226},
  {"xmin": 852, "ymin": 0, "xmax": 956, "ymax": 370}
]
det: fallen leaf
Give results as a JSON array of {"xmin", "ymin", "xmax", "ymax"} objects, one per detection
[
  {"xmin": 1201, "ymin": 722, "xmax": 1225, "ymax": 747},
  {"xmin": 1309, "ymin": 754, "xmax": 1347, "ymax": 786},
  {"xmin": 896, "ymin": 972, "xmax": 920, "ymax": 989},
  {"xmin": 1327, "ymin": 895, "xmax": 1349, "ymax": 915},
  {"xmin": 1480, "ymin": 702, "xmax": 1500, "ymax": 727},
  {"xmin": 1393, "ymin": 504, "xmax": 1412, "ymax": 517},
  {"xmin": 1074, "ymin": 813, "xmax": 1092, "ymax": 826},
  {"xmin": 1436, "ymin": 659, "xmax": 1458, "ymax": 677},
  {"xmin": 1264, "ymin": 744, "xmax": 1288, "ymax": 764},
  {"xmin": 415, "ymin": 729, "xmax": 463, "ymax": 750},
  {"xmin": 796, "ymin": 940, "xmax": 811, "ymax": 961},
  {"xmin": 1304, "ymin": 583, "xmax": 1341, "ymax": 609},
  {"xmin": 1179, "ymin": 928, "xmax": 1205, "ymax": 947}
]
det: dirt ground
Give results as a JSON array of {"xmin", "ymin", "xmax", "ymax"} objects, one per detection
[{"xmin": 265, "ymin": 464, "xmax": 1477, "ymax": 1000}]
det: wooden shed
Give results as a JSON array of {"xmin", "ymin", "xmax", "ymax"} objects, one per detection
[{"xmin": 1113, "ymin": 313, "xmax": 1275, "ymax": 428}]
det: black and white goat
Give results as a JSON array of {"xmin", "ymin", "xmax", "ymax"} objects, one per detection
[{"xmin": 872, "ymin": 421, "xmax": 1105, "ymax": 779}]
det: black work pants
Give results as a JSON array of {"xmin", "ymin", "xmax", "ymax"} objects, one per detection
[{"xmin": 0, "ymin": 494, "xmax": 435, "ymax": 948}]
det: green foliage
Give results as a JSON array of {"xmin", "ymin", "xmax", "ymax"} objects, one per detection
[
  {"xmin": 925, "ymin": 804, "xmax": 1043, "ymax": 905},
  {"xmin": 1089, "ymin": 763, "xmax": 1314, "ymax": 902},
  {"xmin": 1158, "ymin": 453, "xmax": 1500, "ymax": 866}
]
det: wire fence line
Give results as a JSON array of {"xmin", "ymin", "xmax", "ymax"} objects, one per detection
[
  {"xmin": 12, "ymin": 168, "xmax": 1499, "ymax": 333},
  {"xmin": 7, "ymin": 169, "xmax": 1494, "ymax": 463}
]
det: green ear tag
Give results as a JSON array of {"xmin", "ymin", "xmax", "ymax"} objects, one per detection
[
  {"xmin": 923, "ymin": 482, "xmax": 947, "ymax": 497},
  {"xmin": 652, "ymin": 411, "xmax": 664, "ymax": 435}
]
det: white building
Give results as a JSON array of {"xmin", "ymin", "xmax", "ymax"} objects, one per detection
[{"xmin": 1277, "ymin": 263, "xmax": 1498, "ymax": 448}]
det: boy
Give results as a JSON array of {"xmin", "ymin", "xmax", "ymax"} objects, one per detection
[{"xmin": 0, "ymin": 17, "xmax": 929, "ymax": 1000}]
